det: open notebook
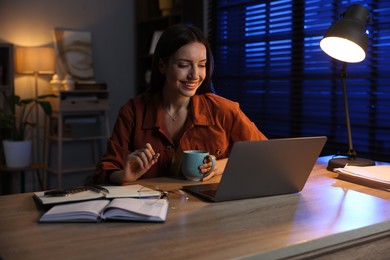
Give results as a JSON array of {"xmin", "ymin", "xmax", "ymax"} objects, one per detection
[{"xmin": 182, "ymin": 136, "xmax": 327, "ymax": 202}]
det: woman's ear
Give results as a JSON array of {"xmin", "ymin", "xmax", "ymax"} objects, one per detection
[{"xmin": 158, "ymin": 58, "xmax": 166, "ymax": 74}]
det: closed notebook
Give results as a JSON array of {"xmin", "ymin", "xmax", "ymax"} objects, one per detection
[
  {"xmin": 33, "ymin": 184, "xmax": 161, "ymax": 206},
  {"xmin": 39, "ymin": 198, "xmax": 168, "ymax": 223}
]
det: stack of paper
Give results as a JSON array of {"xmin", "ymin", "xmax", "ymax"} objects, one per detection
[{"xmin": 334, "ymin": 165, "xmax": 390, "ymax": 190}]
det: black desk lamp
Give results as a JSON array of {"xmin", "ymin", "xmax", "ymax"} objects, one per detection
[{"xmin": 320, "ymin": 4, "xmax": 375, "ymax": 171}]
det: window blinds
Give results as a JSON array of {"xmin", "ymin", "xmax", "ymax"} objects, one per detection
[{"xmin": 208, "ymin": 0, "xmax": 390, "ymax": 161}]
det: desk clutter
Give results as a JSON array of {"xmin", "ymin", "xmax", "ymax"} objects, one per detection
[
  {"xmin": 35, "ymin": 184, "xmax": 168, "ymax": 223},
  {"xmin": 2, "ymin": 162, "xmax": 390, "ymax": 259}
]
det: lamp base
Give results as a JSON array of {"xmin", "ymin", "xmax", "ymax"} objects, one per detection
[{"xmin": 327, "ymin": 157, "xmax": 375, "ymax": 172}]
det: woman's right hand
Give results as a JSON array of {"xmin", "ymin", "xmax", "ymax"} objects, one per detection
[{"xmin": 120, "ymin": 143, "xmax": 160, "ymax": 184}]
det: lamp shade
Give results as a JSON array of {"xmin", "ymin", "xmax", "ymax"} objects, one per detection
[
  {"xmin": 320, "ymin": 4, "xmax": 369, "ymax": 63},
  {"xmin": 15, "ymin": 47, "xmax": 55, "ymax": 74}
]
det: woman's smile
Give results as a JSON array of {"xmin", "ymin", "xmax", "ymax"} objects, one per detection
[{"xmin": 181, "ymin": 80, "xmax": 199, "ymax": 90}]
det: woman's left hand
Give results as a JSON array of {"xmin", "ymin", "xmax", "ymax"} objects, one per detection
[{"xmin": 199, "ymin": 158, "xmax": 228, "ymax": 181}]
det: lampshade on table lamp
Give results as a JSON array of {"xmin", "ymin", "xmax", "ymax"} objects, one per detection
[
  {"xmin": 15, "ymin": 47, "xmax": 55, "ymax": 75},
  {"xmin": 320, "ymin": 4, "xmax": 375, "ymax": 171},
  {"xmin": 15, "ymin": 46, "xmax": 55, "ymax": 99}
]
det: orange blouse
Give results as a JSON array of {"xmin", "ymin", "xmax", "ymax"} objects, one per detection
[{"xmin": 93, "ymin": 92, "xmax": 267, "ymax": 184}]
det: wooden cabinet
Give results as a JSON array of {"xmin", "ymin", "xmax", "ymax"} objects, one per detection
[
  {"xmin": 135, "ymin": 0, "xmax": 204, "ymax": 94},
  {"xmin": 45, "ymin": 90, "xmax": 110, "ymax": 189}
]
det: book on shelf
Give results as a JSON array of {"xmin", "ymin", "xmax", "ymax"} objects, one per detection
[
  {"xmin": 75, "ymin": 82, "xmax": 107, "ymax": 90},
  {"xmin": 63, "ymin": 94, "xmax": 99, "ymax": 101},
  {"xmin": 33, "ymin": 184, "xmax": 161, "ymax": 206},
  {"xmin": 39, "ymin": 198, "xmax": 168, "ymax": 223},
  {"xmin": 64, "ymin": 116, "xmax": 98, "ymax": 124}
]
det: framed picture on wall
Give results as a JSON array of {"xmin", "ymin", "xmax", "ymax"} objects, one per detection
[{"xmin": 53, "ymin": 28, "xmax": 95, "ymax": 83}]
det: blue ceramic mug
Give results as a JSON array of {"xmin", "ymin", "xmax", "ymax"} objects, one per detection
[{"xmin": 181, "ymin": 150, "xmax": 216, "ymax": 181}]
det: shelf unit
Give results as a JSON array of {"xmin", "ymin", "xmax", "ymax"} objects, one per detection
[
  {"xmin": 45, "ymin": 90, "xmax": 110, "ymax": 189},
  {"xmin": 135, "ymin": 0, "xmax": 204, "ymax": 94}
]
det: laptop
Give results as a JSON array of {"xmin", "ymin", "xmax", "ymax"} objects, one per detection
[{"xmin": 182, "ymin": 136, "xmax": 327, "ymax": 202}]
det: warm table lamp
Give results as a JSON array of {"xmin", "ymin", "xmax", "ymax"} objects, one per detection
[
  {"xmin": 320, "ymin": 4, "xmax": 375, "ymax": 171},
  {"xmin": 15, "ymin": 46, "xmax": 55, "ymax": 104},
  {"xmin": 14, "ymin": 47, "xmax": 55, "ymax": 162}
]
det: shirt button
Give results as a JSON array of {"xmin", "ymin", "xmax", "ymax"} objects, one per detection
[{"xmin": 166, "ymin": 145, "xmax": 173, "ymax": 149}]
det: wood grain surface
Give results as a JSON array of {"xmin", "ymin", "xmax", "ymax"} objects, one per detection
[{"xmin": 0, "ymin": 159, "xmax": 389, "ymax": 259}]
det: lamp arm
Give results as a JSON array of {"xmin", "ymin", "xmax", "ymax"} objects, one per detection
[{"xmin": 340, "ymin": 62, "xmax": 357, "ymax": 160}]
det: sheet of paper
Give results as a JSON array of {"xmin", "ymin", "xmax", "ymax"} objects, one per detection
[
  {"xmin": 39, "ymin": 200, "xmax": 110, "ymax": 222},
  {"xmin": 103, "ymin": 198, "xmax": 168, "ymax": 222},
  {"xmin": 335, "ymin": 165, "xmax": 390, "ymax": 184},
  {"xmin": 104, "ymin": 184, "xmax": 161, "ymax": 198}
]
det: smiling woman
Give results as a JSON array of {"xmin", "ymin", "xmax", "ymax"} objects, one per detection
[{"xmin": 93, "ymin": 24, "xmax": 267, "ymax": 186}]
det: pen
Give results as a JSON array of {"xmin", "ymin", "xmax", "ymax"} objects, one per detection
[
  {"xmin": 44, "ymin": 190, "xmax": 70, "ymax": 197},
  {"xmin": 44, "ymin": 186, "xmax": 90, "ymax": 197},
  {"xmin": 44, "ymin": 185, "xmax": 109, "ymax": 197},
  {"xmin": 87, "ymin": 185, "xmax": 109, "ymax": 194}
]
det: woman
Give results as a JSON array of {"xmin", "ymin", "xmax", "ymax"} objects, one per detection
[{"xmin": 93, "ymin": 24, "xmax": 267, "ymax": 185}]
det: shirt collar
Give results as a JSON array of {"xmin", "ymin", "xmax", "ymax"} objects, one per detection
[{"xmin": 142, "ymin": 93, "xmax": 215, "ymax": 129}]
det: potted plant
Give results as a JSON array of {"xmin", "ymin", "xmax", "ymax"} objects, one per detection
[{"xmin": 0, "ymin": 91, "xmax": 56, "ymax": 168}]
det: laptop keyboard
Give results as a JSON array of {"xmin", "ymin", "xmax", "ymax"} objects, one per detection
[{"xmin": 200, "ymin": 189, "xmax": 217, "ymax": 197}]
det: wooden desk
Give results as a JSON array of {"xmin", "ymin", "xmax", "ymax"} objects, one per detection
[{"xmin": 0, "ymin": 159, "xmax": 389, "ymax": 259}]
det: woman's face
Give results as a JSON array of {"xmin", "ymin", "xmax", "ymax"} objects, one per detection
[{"xmin": 160, "ymin": 42, "xmax": 207, "ymax": 98}]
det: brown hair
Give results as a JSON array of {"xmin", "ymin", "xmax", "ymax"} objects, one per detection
[{"xmin": 149, "ymin": 24, "xmax": 214, "ymax": 93}]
